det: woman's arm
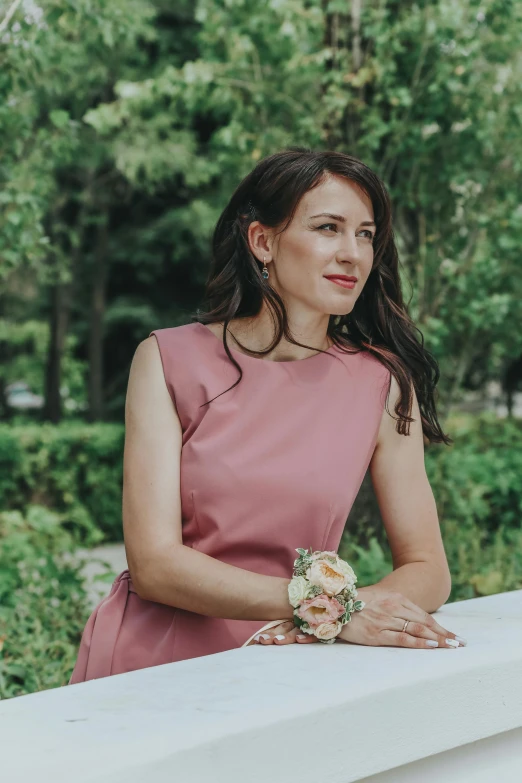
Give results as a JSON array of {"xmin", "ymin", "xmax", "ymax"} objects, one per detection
[
  {"xmin": 368, "ymin": 373, "xmax": 452, "ymax": 613},
  {"xmin": 122, "ymin": 336, "xmax": 294, "ymax": 622}
]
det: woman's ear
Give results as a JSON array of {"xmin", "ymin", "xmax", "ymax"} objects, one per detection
[{"xmin": 247, "ymin": 220, "xmax": 273, "ymax": 261}]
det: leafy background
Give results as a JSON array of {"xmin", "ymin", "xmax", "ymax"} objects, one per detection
[{"xmin": 1, "ymin": 0, "xmax": 521, "ymax": 698}]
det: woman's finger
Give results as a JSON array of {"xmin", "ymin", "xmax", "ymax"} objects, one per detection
[
  {"xmin": 391, "ymin": 618, "xmax": 464, "ymax": 648},
  {"xmin": 256, "ymin": 624, "xmax": 320, "ymax": 645},
  {"xmin": 256, "ymin": 620, "xmax": 295, "ymax": 644},
  {"xmin": 380, "ymin": 628, "xmax": 464, "ymax": 649},
  {"xmin": 399, "ymin": 597, "xmax": 461, "ymax": 640},
  {"xmin": 295, "ymin": 629, "xmax": 319, "ymax": 643},
  {"xmin": 272, "ymin": 626, "xmax": 301, "ymax": 645}
]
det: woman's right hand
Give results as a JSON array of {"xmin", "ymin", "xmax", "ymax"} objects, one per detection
[{"xmin": 335, "ymin": 586, "xmax": 466, "ymax": 649}]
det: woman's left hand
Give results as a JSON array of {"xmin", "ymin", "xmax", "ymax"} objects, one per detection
[{"xmin": 247, "ymin": 619, "xmax": 320, "ymax": 645}]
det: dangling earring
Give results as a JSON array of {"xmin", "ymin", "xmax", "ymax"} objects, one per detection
[{"xmin": 262, "ymin": 256, "xmax": 269, "ymax": 279}]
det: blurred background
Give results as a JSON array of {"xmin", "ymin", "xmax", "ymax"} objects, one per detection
[{"xmin": 1, "ymin": 0, "xmax": 521, "ymax": 698}]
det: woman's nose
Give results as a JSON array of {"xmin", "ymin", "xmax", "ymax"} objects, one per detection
[{"xmin": 337, "ymin": 232, "xmax": 364, "ymax": 260}]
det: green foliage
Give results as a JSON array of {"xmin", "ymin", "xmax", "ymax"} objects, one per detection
[
  {"xmin": 0, "ymin": 318, "xmax": 88, "ymax": 413},
  {"xmin": 341, "ymin": 518, "xmax": 522, "ymax": 603},
  {"xmin": 0, "ymin": 505, "xmax": 90, "ymax": 698},
  {"xmin": 80, "ymin": 0, "xmax": 522, "ymax": 410},
  {"xmin": 0, "ymin": 422, "xmax": 125, "ymax": 544},
  {"xmin": 341, "ymin": 413, "xmax": 522, "ymax": 602},
  {"xmin": 0, "ymin": 411, "xmax": 520, "ymax": 697},
  {"xmin": 340, "ymin": 535, "xmax": 393, "ymax": 587},
  {"xmin": 425, "ymin": 413, "xmax": 522, "ymax": 534},
  {"xmin": 0, "ymin": 0, "xmax": 156, "ymax": 276},
  {"xmin": 2, "ymin": 0, "xmax": 522, "ymax": 419},
  {"xmin": 2, "ymin": 413, "xmax": 520, "ymax": 557},
  {"xmin": 440, "ymin": 514, "xmax": 522, "ymax": 601}
]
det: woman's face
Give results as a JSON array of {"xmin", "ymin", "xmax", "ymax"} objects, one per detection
[{"xmin": 254, "ymin": 175, "xmax": 376, "ymax": 318}]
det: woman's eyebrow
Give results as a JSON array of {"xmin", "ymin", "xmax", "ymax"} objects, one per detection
[{"xmin": 309, "ymin": 212, "xmax": 376, "ymax": 226}]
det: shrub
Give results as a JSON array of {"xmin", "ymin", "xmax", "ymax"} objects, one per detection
[
  {"xmin": 340, "ymin": 519, "xmax": 522, "ymax": 603},
  {"xmin": 0, "ymin": 505, "xmax": 90, "ymax": 698},
  {"xmin": 0, "ymin": 422, "xmax": 125, "ymax": 545},
  {"xmin": 342, "ymin": 412, "xmax": 522, "ymax": 601}
]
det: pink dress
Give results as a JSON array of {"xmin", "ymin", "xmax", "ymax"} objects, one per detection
[{"xmin": 69, "ymin": 322, "xmax": 390, "ymax": 684}]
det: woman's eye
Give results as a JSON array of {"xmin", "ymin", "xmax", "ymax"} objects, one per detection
[{"xmin": 316, "ymin": 224, "xmax": 375, "ymax": 241}]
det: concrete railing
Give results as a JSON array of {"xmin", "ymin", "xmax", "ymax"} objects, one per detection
[{"xmin": 2, "ymin": 589, "xmax": 522, "ymax": 783}]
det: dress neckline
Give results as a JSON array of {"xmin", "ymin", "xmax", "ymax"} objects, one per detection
[{"xmin": 194, "ymin": 321, "xmax": 339, "ymax": 365}]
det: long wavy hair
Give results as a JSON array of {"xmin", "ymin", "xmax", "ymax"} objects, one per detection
[{"xmin": 192, "ymin": 147, "xmax": 452, "ymax": 446}]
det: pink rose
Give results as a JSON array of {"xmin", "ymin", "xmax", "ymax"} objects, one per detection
[{"xmin": 296, "ymin": 594, "xmax": 345, "ymax": 629}]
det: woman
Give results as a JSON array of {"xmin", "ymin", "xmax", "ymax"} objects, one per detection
[{"xmin": 69, "ymin": 148, "xmax": 466, "ymax": 684}]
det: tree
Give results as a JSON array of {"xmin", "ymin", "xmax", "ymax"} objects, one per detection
[{"xmin": 0, "ymin": 0, "xmax": 155, "ymax": 420}]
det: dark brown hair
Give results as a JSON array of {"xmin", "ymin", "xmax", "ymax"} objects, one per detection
[{"xmin": 192, "ymin": 147, "xmax": 452, "ymax": 446}]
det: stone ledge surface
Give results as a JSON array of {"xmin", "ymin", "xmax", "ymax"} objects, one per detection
[{"xmin": 1, "ymin": 589, "xmax": 521, "ymax": 783}]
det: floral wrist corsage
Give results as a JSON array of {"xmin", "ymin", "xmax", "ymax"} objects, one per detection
[{"xmin": 288, "ymin": 548, "xmax": 365, "ymax": 644}]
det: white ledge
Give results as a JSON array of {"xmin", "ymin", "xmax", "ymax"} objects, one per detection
[{"xmin": 2, "ymin": 590, "xmax": 522, "ymax": 783}]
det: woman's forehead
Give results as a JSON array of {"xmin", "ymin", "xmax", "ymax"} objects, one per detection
[{"xmin": 296, "ymin": 180, "xmax": 374, "ymax": 223}]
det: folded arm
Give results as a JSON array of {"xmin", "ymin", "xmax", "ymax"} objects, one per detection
[
  {"xmin": 122, "ymin": 336, "xmax": 294, "ymax": 622},
  {"xmin": 368, "ymin": 372, "xmax": 452, "ymax": 614}
]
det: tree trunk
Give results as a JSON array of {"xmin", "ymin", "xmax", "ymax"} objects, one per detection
[
  {"xmin": 44, "ymin": 281, "xmax": 73, "ymax": 423},
  {"xmin": 87, "ymin": 217, "xmax": 109, "ymax": 422},
  {"xmin": 0, "ymin": 296, "xmax": 10, "ymax": 420},
  {"xmin": 43, "ymin": 177, "xmax": 93, "ymax": 422}
]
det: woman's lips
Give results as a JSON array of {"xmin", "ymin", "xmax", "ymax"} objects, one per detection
[{"xmin": 325, "ymin": 277, "xmax": 356, "ymax": 289}]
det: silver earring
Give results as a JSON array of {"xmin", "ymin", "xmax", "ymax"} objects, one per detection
[{"xmin": 262, "ymin": 256, "xmax": 269, "ymax": 279}]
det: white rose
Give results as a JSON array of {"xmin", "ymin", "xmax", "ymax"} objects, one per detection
[
  {"xmin": 314, "ymin": 620, "xmax": 343, "ymax": 641},
  {"xmin": 337, "ymin": 557, "xmax": 357, "ymax": 585},
  {"xmin": 288, "ymin": 575, "xmax": 311, "ymax": 608},
  {"xmin": 306, "ymin": 558, "xmax": 348, "ymax": 596}
]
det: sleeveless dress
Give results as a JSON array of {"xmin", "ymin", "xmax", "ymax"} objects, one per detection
[{"xmin": 69, "ymin": 321, "xmax": 390, "ymax": 684}]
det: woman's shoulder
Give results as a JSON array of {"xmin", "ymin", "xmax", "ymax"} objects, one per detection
[
  {"xmin": 149, "ymin": 322, "xmax": 200, "ymax": 339},
  {"xmin": 146, "ymin": 322, "xmax": 203, "ymax": 353}
]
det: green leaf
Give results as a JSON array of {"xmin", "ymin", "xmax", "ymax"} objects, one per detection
[{"xmin": 49, "ymin": 110, "xmax": 70, "ymax": 129}]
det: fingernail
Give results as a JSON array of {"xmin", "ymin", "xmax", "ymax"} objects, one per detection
[
  {"xmin": 253, "ymin": 635, "xmax": 261, "ymax": 642},
  {"xmin": 296, "ymin": 634, "xmax": 306, "ymax": 640},
  {"xmin": 446, "ymin": 638, "xmax": 460, "ymax": 648},
  {"xmin": 426, "ymin": 640, "xmax": 438, "ymax": 647},
  {"xmin": 454, "ymin": 636, "xmax": 467, "ymax": 646},
  {"xmin": 260, "ymin": 634, "xmax": 270, "ymax": 640},
  {"xmin": 274, "ymin": 634, "xmax": 285, "ymax": 641}
]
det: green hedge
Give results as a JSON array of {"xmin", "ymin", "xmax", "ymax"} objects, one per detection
[
  {"xmin": 2, "ymin": 413, "xmax": 522, "ymax": 553},
  {"xmin": 1, "ymin": 413, "xmax": 521, "ymax": 698},
  {"xmin": 0, "ymin": 422, "xmax": 125, "ymax": 546},
  {"xmin": 341, "ymin": 512, "xmax": 522, "ymax": 604},
  {"xmin": 3, "ymin": 413, "xmax": 521, "ymax": 550},
  {"xmin": 427, "ymin": 413, "xmax": 522, "ymax": 600},
  {"xmin": 0, "ymin": 505, "xmax": 90, "ymax": 698},
  {"xmin": 342, "ymin": 412, "xmax": 522, "ymax": 601},
  {"xmin": 425, "ymin": 413, "xmax": 522, "ymax": 535}
]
